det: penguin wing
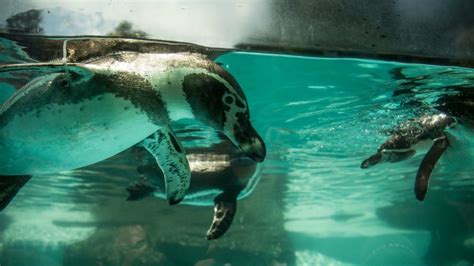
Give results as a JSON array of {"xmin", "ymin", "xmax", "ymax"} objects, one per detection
[
  {"xmin": 414, "ymin": 135, "xmax": 449, "ymax": 201},
  {"xmin": 139, "ymin": 126, "xmax": 191, "ymax": 205}
]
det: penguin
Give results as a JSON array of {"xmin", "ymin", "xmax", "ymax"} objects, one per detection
[{"xmin": 0, "ymin": 35, "xmax": 265, "ymax": 210}]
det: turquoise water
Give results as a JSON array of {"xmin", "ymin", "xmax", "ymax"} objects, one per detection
[
  {"xmin": 1, "ymin": 51, "xmax": 474, "ymax": 266},
  {"xmin": 217, "ymin": 53, "xmax": 474, "ymax": 265}
]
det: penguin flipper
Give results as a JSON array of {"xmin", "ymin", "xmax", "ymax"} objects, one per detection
[
  {"xmin": 126, "ymin": 177, "xmax": 156, "ymax": 201},
  {"xmin": 0, "ymin": 175, "xmax": 31, "ymax": 211},
  {"xmin": 415, "ymin": 135, "xmax": 449, "ymax": 201},
  {"xmin": 139, "ymin": 127, "xmax": 191, "ymax": 205},
  {"xmin": 206, "ymin": 191, "xmax": 238, "ymax": 240}
]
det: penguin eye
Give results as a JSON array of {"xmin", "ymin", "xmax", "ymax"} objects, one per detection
[{"xmin": 224, "ymin": 95, "xmax": 234, "ymax": 105}]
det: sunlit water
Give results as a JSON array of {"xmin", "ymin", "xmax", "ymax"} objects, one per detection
[{"xmin": 1, "ymin": 49, "xmax": 474, "ymax": 266}]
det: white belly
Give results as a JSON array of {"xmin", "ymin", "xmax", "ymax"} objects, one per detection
[{"xmin": 0, "ymin": 94, "xmax": 159, "ymax": 175}]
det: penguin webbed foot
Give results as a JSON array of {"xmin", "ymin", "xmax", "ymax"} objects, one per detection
[
  {"xmin": 414, "ymin": 135, "xmax": 449, "ymax": 201},
  {"xmin": 206, "ymin": 191, "xmax": 238, "ymax": 240}
]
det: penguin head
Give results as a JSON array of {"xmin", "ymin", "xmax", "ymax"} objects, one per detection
[
  {"xmin": 181, "ymin": 64, "xmax": 266, "ymax": 162},
  {"xmin": 433, "ymin": 113, "xmax": 457, "ymax": 129},
  {"xmin": 223, "ymin": 110, "xmax": 266, "ymax": 163}
]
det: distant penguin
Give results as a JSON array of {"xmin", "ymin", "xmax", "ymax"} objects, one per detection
[
  {"xmin": 363, "ymin": 66, "xmax": 474, "ymax": 201},
  {"xmin": 361, "ymin": 114, "xmax": 456, "ymax": 201}
]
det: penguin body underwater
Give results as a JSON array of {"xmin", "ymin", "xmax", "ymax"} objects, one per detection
[{"xmin": 0, "ymin": 34, "xmax": 265, "ymax": 210}]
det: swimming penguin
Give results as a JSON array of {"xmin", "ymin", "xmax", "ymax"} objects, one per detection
[
  {"xmin": 126, "ymin": 129, "xmax": 262, "ymax": 240},
  {"xmin": 363, "ymin": 66, "xmax": 474, "ymax": 201},
  {"xmin": 361, "ymin": 113, "xmax": 456, "ymax": 201},
  {"xmin": 0, "ymin": 35, "xmax": 266, "ymax": 210}
]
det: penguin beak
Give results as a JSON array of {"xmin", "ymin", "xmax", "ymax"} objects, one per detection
[
  {"xmin": 242, "ymin": 135, "xmax": 266, "ymax": 162},
  {"xmin": 235, "ymin": 124, "xmax": 266, "ymax": 163}
]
